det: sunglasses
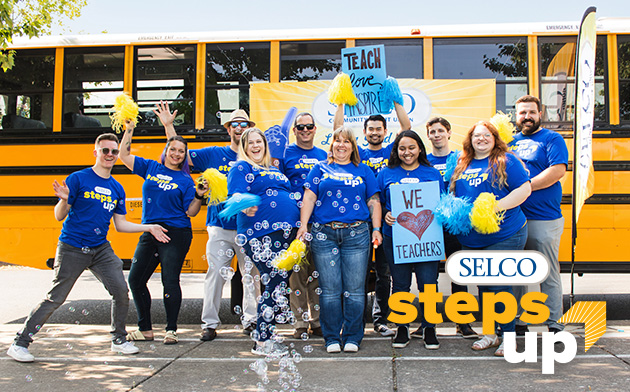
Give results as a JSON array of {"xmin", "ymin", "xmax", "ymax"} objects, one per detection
[
  {"xmin": 295, "ymin": 124, "xmax": 315, "ymax": 131},
  {"xmin": 231, "ymin": 121, "xmax": 250, "ymax": 128},
  {"xmin": 99, "ymin": 147, "xmax": 120, "ymax": 155}
]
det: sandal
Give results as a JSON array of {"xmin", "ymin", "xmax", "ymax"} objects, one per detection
[
  {"xmin": 494, "ymin": 341, "xmax": 505, "ymax": 357},
  {"xmin": 128, "ymin": 329, "xmax": 154, "ymax": 341},
  {"xmin": 164, "ymin": 330, "xmax": 178, "ymax": 345},
  {"xmin": 471, "ymin": 335, "xmax": 499, "ymax": 351}
]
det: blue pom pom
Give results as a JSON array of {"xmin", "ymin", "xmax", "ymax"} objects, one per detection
[
  {"xmin": 434, "ymin": 192, "xmax": 473, "ymax": 235},
  {"xmin": 443, "ymin": 151, "xmax": 461, "ymax": 183},
  {"xmin": 379, "ymin": 76, "xmax": 404, "ymax": 114},
  {"xmin": 218, "ymin": 193, "xmax": 261, "ymax": 219}
]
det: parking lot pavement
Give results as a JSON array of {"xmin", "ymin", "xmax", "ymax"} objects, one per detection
[{"xmin": 1, "ymin": 323, "xmax": 629, "ymax": 392}]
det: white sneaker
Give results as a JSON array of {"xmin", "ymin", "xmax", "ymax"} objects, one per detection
[
  {"xmin": 326, "ymin": 343, "xmax": 341, "ymax": 353},
  {"xmin": 7, "ymin": 344, "xmax": 34, "ymax": 362},
  {"xmin": 111, "ymin": 340, "xmax": 139, "ymax": 355},
  {"xmin": 343, "ymin": 343, "xmax": 359, "ymax": 353}
]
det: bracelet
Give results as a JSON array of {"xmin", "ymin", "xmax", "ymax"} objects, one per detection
[
  {"xmin": 194, "ymin": 192, "xmax": 204, "ymax": 200},
  {"xmin": 372, "ymin": 227, "xmax": 381, "ymax": 232}
]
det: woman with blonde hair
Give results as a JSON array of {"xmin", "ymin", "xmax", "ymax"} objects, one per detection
[
  {"xmin": 297, "ymin": 127, "xmax": 382, "ymax": 354},
  {"xmin": 450, "ymin": 120, "xmax": 531, "ymax": 356},
  {"xmin": 227, "ymin": 127, "xmax": 300, "ymax": 357}
]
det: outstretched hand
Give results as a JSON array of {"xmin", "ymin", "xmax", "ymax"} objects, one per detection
[
  {"xmin": 149, "ymin": 224, "xmax": 170, "ymax": 243},
  {"xmin": 153, "ymin": 101, "xmax": 177, "ymax": 127},
  {"xmin": 53, "ymin": 180, "xmax": 69, "ymax": 201}
]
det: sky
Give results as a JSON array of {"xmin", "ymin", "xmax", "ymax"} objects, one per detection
[{"xmin": 50, "ymin": 0, "xmax": 629, "ymax": 36}]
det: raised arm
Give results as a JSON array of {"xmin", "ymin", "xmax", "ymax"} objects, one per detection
[
  {"xmin": 53, "ymin": 180, "xmax": 70, "ymax": 221},
  {"xmin": 119, "ymin": 120, "xmax": 136, "ymax": 171},
  {"xmin": 186, "ymin": 179, "xmax": 209, "ymax": 217},
  {"xmin": 394, "ymin": 101, "xmax": 411, "ymax": 133},
  {"xmin": 333, "ymin": 104, "xmax": 344, "ymax": 130},
  {"xmin": 154, "ymin": 101, "xmax": 193, "ymax": 166},
  {"xmin": 112, "ymin": 213, "xmax": 171, "ymax": 243}
]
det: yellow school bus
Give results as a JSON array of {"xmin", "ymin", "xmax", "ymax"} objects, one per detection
[{"xmin": 1, "ymin": 18, "xmax": 629, "ymax": 273}]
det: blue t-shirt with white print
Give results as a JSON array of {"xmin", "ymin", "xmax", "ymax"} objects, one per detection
[
  {"xmin": 277, "ymin": 143, "xmax": 328, "ymax": 205},
  {"xmin": 58, "ymin": 167, "xmax": 126, "ymax": 248},
  {"xmin": 510, "ymin": 128, "xmax": 568, "ymax": 220},
  {"xmin": 453, "ymin": 153, "xmax": 530, "ymax": 248},
  {"xmin": 359, "ymin": 144, "xmax": 394, "ymax": 175},
  {"xmin": 303, "ymin": 161, "xmax": 379, "ymax": 225},
  {"xmin": 428, "ymin": 151, "xmax": 459, "ymax": 183},
  {"xmin": 133, "ymin": 156, "xmax": 196, "ymax": 228},
  {"xmin": 189, "ymin": 145, "xmax": 237, "ymax": 230}
]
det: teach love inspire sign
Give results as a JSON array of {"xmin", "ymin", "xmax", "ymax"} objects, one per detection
[{"xmin": 390, "ymin": 181, "xmax": 444, "ymax": 263}]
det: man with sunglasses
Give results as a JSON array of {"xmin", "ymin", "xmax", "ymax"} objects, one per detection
[
  {"xmin": 275, "ymin": 112, "xmax": 327, "ymax": 339},
  {"xmin": 334, "ymin": 100, "xmax": 411, "ymax": 338},
  {"xmin": 155, "ymin": 104, "xmax": 260, "ymax": 342},
  {"xmin": 7, "ymin": 133, "xmax": 170, "ymax": 363}
]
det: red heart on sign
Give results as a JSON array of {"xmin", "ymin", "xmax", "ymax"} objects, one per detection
[{"xmin": 397, "ymin": 210, "xmax": 434, "ymax": 241}]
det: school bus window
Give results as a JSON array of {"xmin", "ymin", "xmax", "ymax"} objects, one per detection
[
  {"xmin": 618, "ymin": 35, "xmax": 630, "ymax": 122},
  {"xmin": 433, "ymin": 37, "xmax": 528, "ymax": 116},
  {"xmin": 135, "ymin": 45, "xmax": 196, "ymax": 129},
  {"xmin": 206, "ymin": 42, "xmax": 270, "ymax": 128},
  {"xmin": 63, "ymin": 47, "xmax": 125, "ymax": 131},
  {"xmin": 355, "ymin": 38, "xmax": 423, "ymax": 79},
  {"xmin": 538, "ymin": 36, "xmax": 607, "ymax": 126},
  {"xmin": 0, "ymin": 49, "xmax": 55, "ymax": 131},
  {"xmin": 280, "ymin": 41, "xmax": 344, "ymax": 81}
]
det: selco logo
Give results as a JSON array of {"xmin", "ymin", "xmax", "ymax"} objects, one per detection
[
  {"xmin": 94, "ymin": 186, "xmax": 112, "ymax": 196},
  {"xmin": 446, "ymin": 250, "xmax": 550, "ymax": 285}
]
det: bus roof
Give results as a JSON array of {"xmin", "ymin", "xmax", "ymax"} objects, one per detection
[{"xmin": 8, "ymin": 18, "xmax": 630, "ymax": 49}]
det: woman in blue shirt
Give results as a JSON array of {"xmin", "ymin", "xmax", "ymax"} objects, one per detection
[
  {"xmin": 377, "ymin": 130, "xmax": 445, "ymax": 350},
  {"xmin": 120, "ymin": 121, "xmax": 207, "ymax": 345},
  {"xmin": 297, "ymin": 127, "xmax": 382, "ymax": 354},
  {"xmin": 450, "ymin": 120, "xmax": 531, "ymax": 356},
  {"xmin": 227, "ymin": 127, "xmax": 300, "ymax": 357}
]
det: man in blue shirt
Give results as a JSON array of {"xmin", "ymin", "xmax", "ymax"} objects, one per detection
[
  {"xmin": 275, "ymin": 112, "xmax": 327, "ymax": 339},
  {"xmin": 7, "ymin": 133, "xmax": 170, "ymax": 363},
  {"xmin": 510, "ymin": 95, "xmax": 568, "ymax": 335},
  {"xmin": 425, "ymin": 117, "xmax": 479, "ymax": 340},
  {"xmin": 333, "ymin": 101, "xmax": 410, "ymax": 337},
  {"xmin": 158, "ymin": 104, "xmax": 260, "ymax": 342}
]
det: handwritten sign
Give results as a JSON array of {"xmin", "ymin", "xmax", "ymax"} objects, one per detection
[
  {"xmin": 391, "ymin": 181, "xmax": 444, "ymax": 264},
  {"xmin": 341, "ymin": 45, "xmax": 387, "ymax": 118}
]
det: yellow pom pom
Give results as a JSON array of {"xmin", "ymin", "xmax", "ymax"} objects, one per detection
[
  {"xmin": 470, "ymin": 192, "xmax": 505, "ymax": 234},
  {"xmin": 198, "ymin": 168, "xmax": 228, "ymax": 205},
  {"xmin": 110, "ymin": 93, "xmax": 139, "ymax": 133},
  {"xmin": 490, "ymin": 111, "xmax": 516, "ymax": 145},
  {"xmin": 328, "ymin": 73, "xmax": 358, "ymax": 106},
  {"xmin": 274, "ymin": 239, "xmax": 307, "ymax": 271}
]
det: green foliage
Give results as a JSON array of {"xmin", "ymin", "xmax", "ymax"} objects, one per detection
[{"xmin": 0, "ymin": 0, "xmax": 87, "ymax": 71}]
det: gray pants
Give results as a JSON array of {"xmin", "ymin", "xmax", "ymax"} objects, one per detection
[
  {"xmin": 289, "ymin": 246, "xmax": 320, "ymax": 329},
  {"xmin": 514, "ymin": 217, "xmax": 565, "ymax": 330},
  {"xmin": 15, "ymin": 241, "xmax": 130, "ymax": 347}
]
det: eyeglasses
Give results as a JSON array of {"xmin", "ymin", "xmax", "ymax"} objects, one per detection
[
  {"xmin": 472, "ymin": 133, "xmax": 493, "ymax": 140},
  {"xmin": 295, "ymin": 124, "xmax": 315, "ymax": 131},
  {"xmin": 99, "ymin": 147, "xmax": 120, "ymax": 155},
  {"xmin": 231, "ymin": 121, "xmax": 250, "ymax": 128}
]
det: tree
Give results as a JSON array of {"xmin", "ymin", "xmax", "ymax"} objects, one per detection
[{"xmin": 1, "ymin": 0, "xmax": 86, "ymax": 71}]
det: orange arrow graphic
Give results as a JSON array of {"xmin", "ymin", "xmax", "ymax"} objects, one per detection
[{"xmin": 558, "ymin": 301, "xmax": 606, "ymax": 352}]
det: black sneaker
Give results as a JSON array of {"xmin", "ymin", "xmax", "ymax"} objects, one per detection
[
  {"xmin": 200, "ymin": 328, "xmax": 217, "ymax": 341},
  {"xmin": 410, "ymin": 326, "xmax": 423, "ymax": 339},
  {"xmin": 549, "ymin": 327, "xmax": 562, "ymax": 334},
  {"xmin": 515, "ymin": 324, "xmax": 529, "ymax": 336},
  {"xmin": 392, "ymin": 326, "xmax": 410, "ymax": 348},
  {"xmin": 423, "ymin": 327, "xmax": 440, "ymax": 350},
  {"xmin": 243, "ymin": 324, "xmax": 256, "ymax": 336},
  {"xmin": 456, "ymin": 324, "xmax": 479, "ymax": 339}
]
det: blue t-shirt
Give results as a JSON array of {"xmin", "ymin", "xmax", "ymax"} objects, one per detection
[
  {"xmin": 304, "ymin": 162, "xmax": 379, "ymax": 224},
  {"xmin": 428, "ymin": 151, "xmax": 458, "ymax": 183},
  {"xmin": 510, "ymin": 128, "xmax": 568, "ymax": 220},
  {"xmin": 377, "ymin": 165, "xmax": 445, "ymax": 238},
  {"xmin": 133, "ymin": 156, "xmax": 196, "ymax": 228},
  {"xmin": 227, "ymin": 161, "xmax": 300, "ymax": 240},
  {"xmin": 359, "ymin": 144, "xmax": 394, "ymax": 175},
  {"xmin": 58, "ymin": 167, "xmax": 126, "ymax": 248},
  {"xmin": 453, "ymin": 153, "xmax": 530, "ymax": 248},
  {"xmin": 277, "ymin": 144, "xmax": 328, "ymax": 204},
  {"xmin": 190, "ymin": 145, "xmax": 237, "ymax": 230}
]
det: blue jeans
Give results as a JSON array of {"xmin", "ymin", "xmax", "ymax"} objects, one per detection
[
  {"xmin": 128, "ymin": 225, "xmax": 192, "ymax": 332},
  {"xmin": 383, "ymin": 235, "xmax": 439, "ymax": 328},
  {"xmin": 243, "ymin": 228, "xmax": 296, "ymax": 342},
  {"xmin": 311, "ymin": 222, "xmax": 370, "ymax": 347},
  {"xmin": 462, "ymin": 223, "xmax": 528, "ymax": 334}
]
